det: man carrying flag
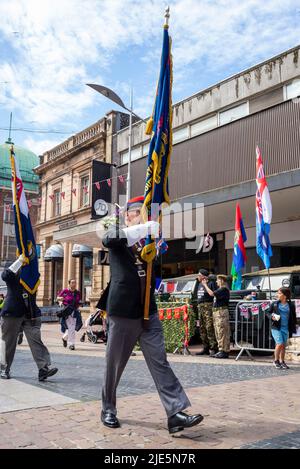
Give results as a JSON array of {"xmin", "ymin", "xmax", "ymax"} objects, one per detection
[
  {"xmin": 256, "ymin": 146, "xmax": 272, "ymax": 269},
  {"xmin": 0, "ymin": 145, "xmax": 58, "ymax": 381},
  {"xmin": 231, "ymin": 203, "xmax": 247, "ymax": 290},
  {"xmin": 99, "ymin": 9, "xmax": 203, "ymax": 434}
]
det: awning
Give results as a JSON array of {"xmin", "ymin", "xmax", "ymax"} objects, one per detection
[
  {"xmin": 44, "ymin": 244, "xmax": 64, "ymax": 262},
  {"xmin": 72, "ymin": 244, "xmax": 93, "ymax": 258}
]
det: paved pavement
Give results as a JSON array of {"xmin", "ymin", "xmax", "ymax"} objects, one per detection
[{"xmin": 0, "ymin": 323, "xmax": 299, "ymax": 449}]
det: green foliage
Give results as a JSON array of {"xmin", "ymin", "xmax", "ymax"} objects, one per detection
[{"xmin": 157, "ymin": 302, "xmax": 196, "ymax": 353}]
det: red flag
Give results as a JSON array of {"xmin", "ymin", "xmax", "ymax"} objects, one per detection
[
  {"xmin": 95, "ymin": 182, "xmax": 100, "ymax": 191},
  {"xmin": 72, "ymin": 188, "xmax": 77, "ymax": 197},
  {"xmin": 61, "ymin": 192, "xmax": 65, "ymax": 199},
  {"xmin": 118, "ymin": 175, "xmax": 124, "ymax": 184},
  {"xmin": 49, "ymin": 194, "xmax": 54, "ymax": 202},
  {"xmin": 107, "ymin": 179, "xmax": 111, "ymax": 187},
  {"xmin": 83, "ymin": 186, "xmax": 89, "ymax": 194},
  {"xmin": 27, "ymin": 200, "xmax": 32, "ymax": 209}
]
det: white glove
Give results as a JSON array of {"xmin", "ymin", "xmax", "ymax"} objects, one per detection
[
  {"xmin": 8, "ymin": 254, "xmax": 26, "ymax": 274},
  {"xmin": 123, "ymin": 221, "xmax": 160, "ymax": 247}
]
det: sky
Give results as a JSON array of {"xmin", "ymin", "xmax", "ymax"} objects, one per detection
[{"xmin": 0, "ymin": 0, "xmax": 299, "ymax": 156}]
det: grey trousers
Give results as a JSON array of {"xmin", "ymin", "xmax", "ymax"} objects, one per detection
[
  {"xmin": 0, "ymin": 316, "xmax": 51, "ymax": 372},
  {"xmin": 102, "ymin": 313, "xmax": 191, "ymax": 418}
]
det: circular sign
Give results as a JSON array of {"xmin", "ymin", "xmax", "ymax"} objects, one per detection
[
  {"xmin": 282, "ymin": 278, "xmax": 290, "ymax": 288},
  {"xmin": 94, "ymin": 199, "xmax": 108, "ymax": 217}
]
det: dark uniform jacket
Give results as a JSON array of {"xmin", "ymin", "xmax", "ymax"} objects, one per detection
[
  {"xmin": 0, "ymin": 269, "xmax": 41, "ymax": 319},
  {"xmin": 192, "ymin": 278, "xmax": 218, "ymax": 304},
  {"xmin": 99, "ymin": 225, "xmax": 157, "ymax": 319}
]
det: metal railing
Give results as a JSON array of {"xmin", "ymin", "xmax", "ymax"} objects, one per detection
[{"xmin": 234, "ymin": 300, "xmax": 300, "ymax": 361}]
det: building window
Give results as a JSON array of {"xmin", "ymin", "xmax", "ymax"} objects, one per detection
[
  {"xmin": 284, "ymin": 79, "xmax": 300, "ymax": 100},
  {"xmin": 142, "ymin": 142, "xmax": 150, "ymax": 157},
  {"xmin": 2, "ymin": 235, "xmax": 16, "ymax": 261},
  {"xmin": 53, "ymin": 189, "xmax": 61, "ymax": 217},
  {"xmin": 190, "ymin": 115, "xmax": 217, "ymax": 137},
  {"xmin": 121, "ymin": 146, "xmax": 142, "ymax": 165},
  {"xmin": 173, "ymin": 126, "xmax": 189, "ymax": 144},
  {"xmin": 80, "ymin": 176, "xmax": 90, "ymax": 207},
  {"xmin": 3, "ymin": 204, "xmax": 13, "ymax": 223},
  {"xmin": 219, "ymin": 102, "xmax": 249, "ymax": 126}
]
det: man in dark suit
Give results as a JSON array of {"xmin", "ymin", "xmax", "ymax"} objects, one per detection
[
  {"xmin": 0, "ymin": 254, "xmax": 58, "ymax": 381},
  {"xmin": 100, "ymin": 196, "xmax": 203, "ymax": 434}
]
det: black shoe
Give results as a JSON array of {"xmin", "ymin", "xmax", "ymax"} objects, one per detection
[
  {"xmin": 168, "ymin": 412, "xmax": 204, "ymax": 434},
  {"xmin": 38, "ymin": 367, "xmax": 58, "ymax": 382},
  {"xmin": 273, "ymin": 360, "xmax": 282, "ymax": 369},
  {"xmin": 18, "ymin": 333, "xmax": 24, "ymax": 345},
  {"xmin": 280, "ymin": 361, "xmax": 290, "ymax": 370},
  {"xmin": 0, "ymin": 369, "xmax": 11, "ymax": 379},
  {"xmin": 62, "ymin": 338, "xmax": 67, "ymax": 348},
  {"xmin": 214, "ymin": 351, "xmax": 229, "ymax": 359},
  {"xmin": 69, "ymin": 345, "xmax": 75, "ymax": 351},
  {"xmin": 101, "ymin": 411, "xmax": 120, "ymax": 429},
  {"xmin": 195, "ymin": 349, "xmax": 210, "ymax": 356}
]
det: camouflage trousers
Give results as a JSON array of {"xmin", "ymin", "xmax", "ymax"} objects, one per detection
[
  {"xmin": 198, "ymin": 303, "xmax": 218, "ymax": 351},
  {"xmin": 212, "ymin": 307, "xmax": 231, "ymax": 353}
]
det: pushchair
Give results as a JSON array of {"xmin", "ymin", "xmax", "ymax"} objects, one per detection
[{"xmin": 80, "ymin": 309, "xmax": 107, "ymax": 344}]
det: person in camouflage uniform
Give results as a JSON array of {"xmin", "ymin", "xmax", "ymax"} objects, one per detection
[
  {"xmin": 202, "ymin": 274, "xmax": 230, "ymax": 358},
  {"xmin": 193, "ymin": 269, "xmax": 218, "ymax": 356}
]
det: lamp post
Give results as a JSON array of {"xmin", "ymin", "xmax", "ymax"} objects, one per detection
[{"xmin": 86, "ymin": 83, "xmax": 144, "ymax": 202}]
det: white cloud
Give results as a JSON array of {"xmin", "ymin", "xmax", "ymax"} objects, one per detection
[
  {"xmin": 0, "ymin": 0, "xmax": 299, "ymax": 152},
  {"xmin": 23, "ymin": 136, "xmax": 64, "ymax": 155}
]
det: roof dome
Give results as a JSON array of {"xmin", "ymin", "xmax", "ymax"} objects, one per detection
[{"xmin": 0, "ymin": 139, "xmax": 39, "ymax": 192}]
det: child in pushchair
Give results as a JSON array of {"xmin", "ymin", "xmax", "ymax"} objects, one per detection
[{"xmin": 80, "ymin": 309, "xmax": 107, "ymax": 344}]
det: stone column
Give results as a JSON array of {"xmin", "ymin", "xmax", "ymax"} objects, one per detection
[
  {"xmin": 62, "ymin": 242, "xmax": 70, "ymax": 288},
  {"xmin": 68, "ymin": 243, "xmax": 76, "ymax": 281}
]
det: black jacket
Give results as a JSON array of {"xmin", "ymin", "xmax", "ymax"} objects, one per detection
[
  {"xmin": 269, "ymin": 301, "xmax": 297, "ymax": 338},
  {"xmin": 192, "ymin": 278, "xmax": 218, "ymax": 304},
  {"xmin": 100, "ymin": 225, "xmax": 157, "ymax": 319},
  {"xmin": 0, "ymin": 269, "xmax": 41, "ymax": 319}
]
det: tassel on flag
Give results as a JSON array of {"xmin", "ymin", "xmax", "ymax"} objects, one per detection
[
  {"xmin": 95, "ymin": 182, "xmax": 100, "ymax": 191},
  {"xmin": 107, "ymin": 179, "xmax": 111, "ymax": 187}
]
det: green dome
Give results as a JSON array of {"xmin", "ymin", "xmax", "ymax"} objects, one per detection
[{"xmin": 0, "ymin": 140, "xmax": 39, "ymax": 192}]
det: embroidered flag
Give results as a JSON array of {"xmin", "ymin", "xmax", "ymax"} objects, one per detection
[
  {"xmin": 10, "ymin": 146, "xmax": 40, "ymax": 294},
  {"xmin": 231, "ymin": 203, "xmax": 247, "ymax": 290}
]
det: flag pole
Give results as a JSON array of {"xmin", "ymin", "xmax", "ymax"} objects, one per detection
[
  {"xmin": 143, "ymin": 6, "xmax": 170, "ymax": 326},
  {"xmin": 267, "ymin": 268, "xmax": 272, "ymax": 300}
]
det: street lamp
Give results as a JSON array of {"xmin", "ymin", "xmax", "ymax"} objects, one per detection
[{"xmin": 86, "ymin": 83, "xmax": 145, "ymax": 201}]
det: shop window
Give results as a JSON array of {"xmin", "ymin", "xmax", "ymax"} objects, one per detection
[{"xmin": 219, "ymin": 102, "xmax": 249, "ymax": 126}]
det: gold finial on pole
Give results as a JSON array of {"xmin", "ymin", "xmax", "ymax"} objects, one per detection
[{"xmin": 164, "ymin": 6, "xmax": 170, "ymax": 28}]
